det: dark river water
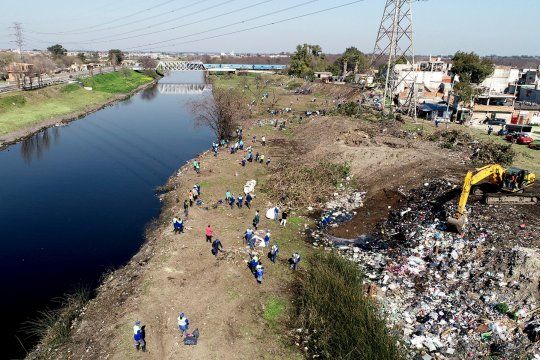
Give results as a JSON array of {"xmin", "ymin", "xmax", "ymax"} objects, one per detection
[{"xmin": 0, "ymin": 71, "xmax": 213, "ymax": 358}]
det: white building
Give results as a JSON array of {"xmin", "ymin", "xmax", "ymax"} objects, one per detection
[{"xmin": 480, "ymin": 66, "xmax": 520, "ymax": 94}]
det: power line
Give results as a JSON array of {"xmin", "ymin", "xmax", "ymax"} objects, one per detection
[
  {"xmin": 77, "ymin": 0, "xmax": 273, "ymax": 44},
  {"xmin": 29, "ymin": 0, "xmax": 178, "ymax": 35},
  {"xmin": 134, "ymin": 0, "xmax": 364, "ymax": 51},
  {"xmin": 125, "ymin": 0, "xmax": 321, "ymax": 50},
  {"xmin": 44, "ymin": 0, "xmax": 218, "ymax": 36}
]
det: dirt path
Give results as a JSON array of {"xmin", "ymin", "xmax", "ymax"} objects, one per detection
[{"xmin": 55, "ymin": 122, "xmax": 305, "ymax": 360}]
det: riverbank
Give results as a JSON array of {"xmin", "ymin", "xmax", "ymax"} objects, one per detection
[
  {"xmin": 0, "ymin": 70, "xmax": 157, "ymax": 150},
  {"xmin": 28, "ymin": 74, "xmax": 540, "ymax": 359}
]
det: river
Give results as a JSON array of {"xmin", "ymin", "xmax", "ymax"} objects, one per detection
[{"xmin": 0, "ymin": 71, "xmax": 214, "ymax": 358}]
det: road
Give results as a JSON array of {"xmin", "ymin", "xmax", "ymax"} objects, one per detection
[{"xmin": 0, "ymin": 67, "xmax": 115, "ymax": 93}]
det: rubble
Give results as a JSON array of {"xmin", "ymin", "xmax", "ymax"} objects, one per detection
[{"xmin": 308, "ymin": 179, "xmax": 540, "ymax": 358}]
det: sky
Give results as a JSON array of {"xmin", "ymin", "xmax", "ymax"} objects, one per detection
[{"xmin": 0, "ymin": 0, "xmax": 538, "ymax": 55}]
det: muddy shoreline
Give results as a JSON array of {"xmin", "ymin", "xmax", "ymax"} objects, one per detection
[{"xmin": 0, "ymin": 79, "xmax": 158, "ymax": 151}]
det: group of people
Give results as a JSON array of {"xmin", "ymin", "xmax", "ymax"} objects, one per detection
[
  {"xmin": 226, "ymin": 190, "xmax": 254, "ymax": 209},
  {"xmin": 173, "ymin": 184, "xmax": 203, "ymax": 234}
]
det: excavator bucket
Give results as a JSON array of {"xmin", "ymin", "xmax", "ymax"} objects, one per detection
[{"xmin": 447, "ymin": 215, "xmax": 467, "ymax": 233}]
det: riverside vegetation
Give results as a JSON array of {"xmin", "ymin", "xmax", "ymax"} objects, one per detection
[{"xmin": 0, "ymin": 70, "xmax": 156, "ymax": 137}]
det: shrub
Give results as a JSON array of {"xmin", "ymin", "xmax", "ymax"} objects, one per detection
[{"xmin": 294, "ymin": 252, "xmax": 403, "ymax": 359}]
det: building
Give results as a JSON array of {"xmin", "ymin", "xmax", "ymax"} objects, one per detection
[
  {"xmin": 6, "ymin": 63, "xmax": 34, "ymax": 83},
  {"xmin": 480, "ymin": 66, "xmax": 520, "ymax": 94}
]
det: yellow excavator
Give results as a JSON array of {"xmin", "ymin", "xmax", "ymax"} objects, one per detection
[{"xmin": 448, "ymin": 164, "xmax": 537, "ymax": 232}]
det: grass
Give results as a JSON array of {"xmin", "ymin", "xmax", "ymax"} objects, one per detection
[
  {"xmin": 0, "ymin": 70, "xmax": 155, "ymax": 137},
  {"xmin": 82, "ymin": 70, "xmax": 153, "ymax": 93},
  {"xmin": 294, "ymin": 252, "xmax": 403, "ymax": 360},
  {"xmin": 263, "ymin": 296, "xmax": 286, "ymax": 327},
  {"xmin": 23, "ymin": 287, "xmax": 91, "ymax": 351}
]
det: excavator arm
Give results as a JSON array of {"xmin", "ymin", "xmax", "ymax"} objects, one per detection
[{"xmin": 448, "ymin": 164, "xmax": 505, "ymax": 231}]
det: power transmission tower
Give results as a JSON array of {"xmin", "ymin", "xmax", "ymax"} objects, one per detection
[
  {"xmin": 10, "ymin": 22, "xmax": 25, "ymax": 61},
  {"xmin": 371, "ymin": 0, "xmax": 417, "ymax": 117}
]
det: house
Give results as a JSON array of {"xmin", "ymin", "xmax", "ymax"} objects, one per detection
[
  {"xmin": 417, "ymin": 101, "xmax": 449, "ymax": 120},
  {"xmin": 480, "ymin": 66, "xmax": 519, "ymax": 94},
  {"xmin": 314, "ymin": 72, "xmax": 332, "ymax": 81},
  {"xmin": 517, "ymin": 84, "xmax": 540, "ymax": 104},
  {"xmin": 6, "ymin": 62, "xmax": 34, "ymax": 83}
]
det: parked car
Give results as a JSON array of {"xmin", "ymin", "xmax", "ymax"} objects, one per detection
[
  {"xmin": 505, "ymin": 132, "xmax": 534, "ymax": 145},
  {"xmin": 529, "ymin": 140, "xmax": 540, "ymax": 150}
]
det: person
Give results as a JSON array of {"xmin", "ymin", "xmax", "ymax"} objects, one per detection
[
  {"xmin": 192, "ymin": 186, "xmax": 199, "ymax": 200},
  {"xmin": 247, "ymin": 151, "xmax": 253, "ymax": 162},
  {"xmin": 281, "ymin": 210, "xmax": 288, "ymax": 227},
  {"xmin": 255, "ymin": 152, "xmax": 260, "ymax": 162},
  {"xmin": 133, "ymin": 321, "xmax": 146, "ymax": 351},
  {"xmin": 176, "ymin": 218, "xmax": 184, "ymax": 233},
  {"xmin": 173, "ymin": 217, "xmax": 179, "ymax": 232},
  {"xmin": 266, "ymin": 158, "xmax": 271, "ymax": 166},
  {"xmin": 261, "ymin": 136, "xmax": 266, "ymax": 146},
  {"xmin": 248, "ymin": 254, "xmax": 259, "ymax": 272},
  {"xmin": 274, "ymin": 207, "xmax": 279, "ymax": 221},
  {"xmin": 229, "ymin": 194, "xmax": 235, "ymax": 209},
  {"xmin": 241, "ymin": 157, "xmax": 247, "ymax": 167},
  {"xmin": 237, "ymin": 195, "xmax": 244, "ymax": 208},
  {"xmin": 178, "ymin": 312, "xmax": 189, "ymax": 337},
  {"xmin": 195, "ymin": 184, "xmax": 201, "ymax": 196},
  {"xmin": 255, "ymin": 264, "xmax": 264, "ymax": 284},
  {"xmin": 290, "ymin": 252, "xmax": 301, "ymax": 270},
  {"xmin": 245, "ymin": 193, "xmax": 253, "ymax": 209},
  {"xmin": 189, "ymin": 190, "xmax": 194, "ymax": 207},
  {"xmin": 260, "ymin": 154, "xmax": 265, "ymax": 164},
  {"xmin": 264, "ymin": 230, "xmax": 271, "ymax": 247},
  {"xmin": 435, "ymin": 118, "xmax": 440, "ymax": 128},
  {"xmin": 225, "ymin": 190, "xmax": 232, "ymax": 202},
  {"xmin": 245, "ymin": 228, "xmax": 254, "ymax": 248},
  {"xmin": 183, "ymin": 199, "xmax": 189, "ymax": 217},
  {"xmin": 193, "ymin": 159, "xmax": 199, "ymax": 172},
  {"xmin": 253, "ymin": 135, "xmax": 257, "ymax": 143},
  {"xmin": 252, "ymin": 210, "xmax": 260, "ymax": 230},
  {"xmin": 269, "ymin": 244, "xmax": 279, "ymax": 263},
  {"xmin": 211, "ymin": 239, "xmax": 223, "ymax": 256},
  {"xmin": 239, "ymin": 139, "xmax": 244, "ymax": 150},
  {"xmin": 488, "ymin": 125, "xmax": 493, "ymax": 135},
  {"xmin": 205, "ymin": 225, "xmax": 213, "ymax": 243}
]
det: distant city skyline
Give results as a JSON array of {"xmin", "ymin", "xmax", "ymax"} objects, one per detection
[{"xmin": 1, "ymin": 0, "xmax": 538, "ymax": 56}]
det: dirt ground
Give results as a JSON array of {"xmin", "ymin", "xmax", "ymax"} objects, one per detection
[{"xmin": 35, "ymin": 77, "xmax": 539, "ymax": 359}]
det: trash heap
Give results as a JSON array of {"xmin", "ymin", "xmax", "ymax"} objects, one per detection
[{"xmin": 312, "ymin": 179, "xmax": 540, "ymax": 359}]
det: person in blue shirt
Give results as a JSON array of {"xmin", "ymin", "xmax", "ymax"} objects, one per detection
[
  {"xmin": 133, "ymin": 321, "xmax": 146, "ymax": 351},
  {"xmin": 241, "ymin": 157, "xmax": 246, "ymax": 167},
  {"xmin": 237, "ymin": 195, "xmax": 244, "ymax": 208},
  {"xmin": 269, "ymin": 244, "xmax": 279, "ymax": 263},
  {"xmin": 264, "ymin": 230, "xmax": 270, "ymax": 247},
  {"xmin": 177, "ymin": 313, "xmax": 189, "ymax": 337},
  {"xmin": 229, "ymin": 194, "xmax": 235, "ymax": 209},
  {"xmin": 255, "ymin": 264, "xmax": 264, "ymax": 284},
  {"xmin": 239, "ymin": 139, "xmax": 244, "ymax": 150},
  {"xmin": 245, "ymin": 193, "xmax": 253, "ymax": 208}
]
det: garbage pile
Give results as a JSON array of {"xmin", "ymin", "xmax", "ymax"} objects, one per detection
[{"xmin": 311, "ymin": 179, "xmax": 540, "ymax": 358}]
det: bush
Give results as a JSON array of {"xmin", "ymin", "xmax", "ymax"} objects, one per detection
[
  {"xmin": 336, "ymin": 101, "xmax": 362, "ymax": 117},
  {"xmin": 295, "ymin": 252, "xmax": 403, "ymax": 359},
  {"xmin": 285, "ymin": 80, "xmax": 303, "ymax": 90}
]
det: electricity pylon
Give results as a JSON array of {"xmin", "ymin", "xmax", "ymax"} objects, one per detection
[{"xmin": 371, "ymin": 0, "xmax": 417, "ymax": 117}]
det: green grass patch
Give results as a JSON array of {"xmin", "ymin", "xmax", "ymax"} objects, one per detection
[
  {"xmin": 61, "ymin": 83, "xmax": 81, "ymax": 93},
  {"xmin": 0, "ymin": 94, "xmax": 26, "ymax": 112},
  {"xmin": 82, "ymin": 70, "xmax": 153, "ymax": 93},
  {"xmin": 263, "ymin": 296, "xmax": 286, "ymax": 327},
  {"xmin": 295, "ymin": 252, "xmax": 403, "ymax": 359}
]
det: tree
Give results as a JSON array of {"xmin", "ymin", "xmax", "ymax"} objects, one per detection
[
  {"xmin": 139, "ymin": 56, "xmax": 157, "ymax": 69},
  {"xmin": 336, "ymin": 47, "xmax": 368, "ymax": 76},
  {"xmin": 288, "ymin": 44, "xmax": 324, "ymax": 78},
  {"xmin": 120, "ymin": 67, "xmax": 131, "ymax": 77},
  {"xmin": 108, "ymin": 49, "xmax": 124, "ymax": 70},
  {"xmin": 47, "ymin": 44, "xmax": 67, "ymax": 58},
  {"xmin": 77, "ymin": 52, "xmax": 87, "ymax": 63},
  {"xmin": 452, "ymin": 51, "xmax": 494, "ymax": 84},
  {"xmin": 88, "ymin": 51, "xmax": 99, "ymax": 63},
  {"xmin": 190, "ymin": 86, "xmax": 249, "ymax": 140}
]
